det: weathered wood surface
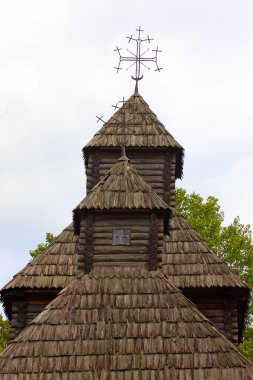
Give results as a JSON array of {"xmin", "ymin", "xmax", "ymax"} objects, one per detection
[
  {"xmin": 86, "ymin": 150, "xmax": 177, "ymax": 206},
  {"xmin": 1, "ymin": 267, "xmax": 253, "ymax": 379},
  {"xmin": 162, "ymin": 211, "xmax": 247, "ymax": 288},
  {"xmin": 77, "ymin": 159, "xmax": 170, "ymax": 212},
  {"xmin": 78, "ymin": 212, "xmax": 165, "ymax": 269},
  {"xmin": 10, "ymin": 296, "xmax": 56, "ymax": 340},
  {"xmin": 2, "ymin": 224, "xmax": 79, "ymax": 290},
  {"xmin": 182, "ymin": 289, "xmax": 239, "ymax": 344},
  {"xmin": 85, "ymin": 95, "xmax": 183, "ymax": 149}
]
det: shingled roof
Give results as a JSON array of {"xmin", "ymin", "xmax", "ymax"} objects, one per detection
[
  {"xmin": 1, "ymin": 267, "xmax": 252, "ymax": 379},
  {"xmin": 162, "ymin": 211, "xmax": 248, "ymax": 289},
  {"xmin": 84, "ymin": 94, "xmax": 184, "ymax": 178},
  {"xmin": 74, "ymin": 159, "xmax": 170, "ymax": 211},
  {"xmin": 2, "ymin": 211, "xmax": 248, "ymax": 293},
  {"xmin": 1, "ymin": 224, "xmax": 78, "ymax": 291}
]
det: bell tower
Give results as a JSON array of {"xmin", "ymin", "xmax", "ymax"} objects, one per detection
[
  {"xmin": 84, "ymin": 94, "xmax": 183, "ymax": 207},
  {"xmin": 84, "ymin": 27, "xmax": 184, "ymax": 208}
]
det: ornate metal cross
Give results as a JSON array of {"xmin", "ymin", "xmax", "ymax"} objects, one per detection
[{"xmin": 114, "ymin": 26, "xmax": 162, "ymax": 94}]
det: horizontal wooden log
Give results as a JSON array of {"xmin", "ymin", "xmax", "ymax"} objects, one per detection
[
  {"xmin": 26, "ymin": 304, "xmax": 46, "ymax": 312},
  {"xmin": 26, "ymin": 314, "xmax": 39, "ymax": 321},
  {"xmin": 93, "ymin": 232, "xmax": 151, "ymax": 239},
  {"xmin": 28, "ymin": 299, "xmax": 52, "ymax": 305},
  {"xmin": 88, "ymin": 157, "xmax": 166, "ymax": 164},
  {"xmin": 94, "ymin": 262, "xmax": 147, "ymax": 267},
  {"xmin": 197, "ymin": 304, "xmax": 224, "ymax": 310},
  {"xmin": 95, "ymin": 162, "xmax": 167, "ymax": 170},
  {"xmin": 207, "ymin": 321, "xmax": 224, "ymax": 327},
  {"xmin": 94, "ymin": 214, "xmax": 150, "ymax": 220},
  {"xmin": 201, "ymin": 310, "xmax": 224, "ymax": 317},
  {"xmin": 94, "ymin": 246, "xmax": 148, "ymax": 253},
  {"xmin": 92, "ymin": 233, "xmax": 164, "ymax": 240},
  {"xmin": 87, "ymin": 168, "xmax": 165, "ymax": 176},
  {"xmin": 93, "ymin": 226, "xmax": 150, "ymax": 233},
  {"xmin": 94, "ymin": 220, "xmax": 150, "ymax": 227},
  {"xmin": 93, "ymin": 240, "xmax": 150, "ymax": 246},
  {"xmin": 93, "ymin": 253, "xmax": 148, "ymax": 262}
]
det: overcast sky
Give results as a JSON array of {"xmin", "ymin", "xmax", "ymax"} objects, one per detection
[{"xmin": 1, "ymin": 0, "xmax": 253, "ymax": 316}]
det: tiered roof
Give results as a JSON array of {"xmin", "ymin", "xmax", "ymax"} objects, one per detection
[
  {"xmin": 1, "ymin": 92, "xmax": 252, "ymax": 377},
  {"xmin": 3, "ymin": 211, "xmax": 247, "ymax": 293},
  {"xmin": 73, "ymin": 158, "xmax": 170, "ymax": 234},
  {"xmin": 1, "ymin": 267, "xmax": 252, "ymax": 379}
]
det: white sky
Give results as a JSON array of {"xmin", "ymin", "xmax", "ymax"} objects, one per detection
[{"xmin": 1, "ymin": 0, "xmax": 253, "ymax": 315}]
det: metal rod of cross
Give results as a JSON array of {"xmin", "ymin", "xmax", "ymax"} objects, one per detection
[{"xmin": 114, "ymin": 27, "xmax": 162, "ymax": 94}]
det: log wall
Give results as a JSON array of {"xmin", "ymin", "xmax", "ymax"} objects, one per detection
[
  {"xmin": 9, "ymin": 294, "xmax": 57, "ymax": 340},
  {"xmin": 78, "ymin": 211, "xmax": 164, "ymax": 270},
  {"xmin": 86, "ymin": 149, "xmax": 177, "ymax": 207},
  {"xmin": 182, "ymin": 289, "xmax": 239, "ymax": 344}
]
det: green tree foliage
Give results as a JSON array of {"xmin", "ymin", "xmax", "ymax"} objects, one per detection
[
  {"xmin": 176, "ymin": 187, "xmax": 253, "ymax": 361},
  {"xmin": 239, "ymin": 328, "xmax": 253, "ymax": 362},
  {"xmin": 29, "ymin": 232, "xmax": 55, "ymax": 258},
  {"xmin": 176, "ymin": 188, "xmax": 224, "ymax": 250},
  {"xmin": 0, "ymin": 314, "xmax": 10, "ymax": 352}
]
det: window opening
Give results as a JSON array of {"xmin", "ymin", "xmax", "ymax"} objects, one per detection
[{"xmin": 113, "ymin": 228, "xmax": 131, "ymax": 245}]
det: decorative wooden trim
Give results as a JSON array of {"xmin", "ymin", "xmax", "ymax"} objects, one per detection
[
  {"xmin": 16, "ymin": 301, "xmax": 27, "ymax": 328},
  {"xmin": 163, "ymin": 151, "xmax": 176, "ymax": 207},
  {"xmin": 88, "ymin": 150, "xmax": 101, "ymax": 193},
  {"xmin": 84, "ymin": 212, "xmax": 95, "ymax": 273},
  {"xmin": 148, "ymin": 213, "xmax": 158, "ymax": 270},
  {"xmin": 163, "ymin": 151, "xmax": 171, "ymax": 205},
  {"xmin": 169, "ymin": 153, "xmax": 176, "ymax": 208}
]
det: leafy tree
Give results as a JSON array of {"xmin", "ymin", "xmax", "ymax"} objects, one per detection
[
  {"xmin": 29, "ymin": 232, "xmax": 55, "ymax": 258},
  {"xmin": 176, "ymin": 187, "xmax": 253, "ymax": 361},
  {"xmin": 239, "ymin": 328, "xmax": 253, "ymax": 362},
  {"xmin": 176, "ymin": 188, "xmax": 224, "ymax": 250},
  {"xmin": 0, "ymin": 314, "xmax": 10, "ymax": 352}
]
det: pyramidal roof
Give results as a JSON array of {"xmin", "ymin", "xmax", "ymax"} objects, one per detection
[
  {"xmin": 85, "ymin": 94, "xmax": 182, "ymax": 149},
  {"xmin": 1, "ymin": 224, "xmax": 78, "ymax": 291},
  {"xmin": 84, "ymin": 94, "xmax": 184, "ymax": 178},
  {"xmin": 1, "ymin": 267, "xmax": 252, "ymax": 379},
  {"xmin": 2, "ymin": 211, "xmax": 248, "ymax": 293},
  {"xmin": 74, "ymin": 157, "xmax": 169, "ymax": 210},
  {"xmin": 162, "ymin": 211, "xmax": 248, "ymax": 289}
]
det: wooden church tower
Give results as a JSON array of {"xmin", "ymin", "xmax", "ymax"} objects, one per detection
[{"xmin": 1, "ymin": 28, "xmax": 252, "ymax": 378}]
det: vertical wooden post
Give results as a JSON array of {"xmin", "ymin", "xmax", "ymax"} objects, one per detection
[
  {"xmin": 10, "ymin": 300, "xmax": 27, "ymax": 340},
  {"xmin": 148, "ymin": 213, "xmax": 158, "ymax": 270},
  {"xmin": 92, "ymin": 151, "xmax": 101, "ymax": 190},
  {"xmin": 224, "ymin": 295, "xmax": 233, "ymax": 341},
  {"xmin": 164, "ymin": 151, "xmax": 176, "ymax": 207},
  {"xmin": 169, "ymin": 153, "xmax": 176, "ymax": 208},
  {"xmin": 164, "ymin": 151, "xmax": 171, "ymax": 205},
  {"xmin": 84, "ymin": 212, "xmax": 95, "ymax": 273}
]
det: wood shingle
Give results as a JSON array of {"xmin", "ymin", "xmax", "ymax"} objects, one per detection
[
  {"xmin": 84, "ymin": 94, "xmax": 184, "ymax": 179},
  {"xmin": 1, "ymin": 267, "xmax": 252, "ymax": 379}
]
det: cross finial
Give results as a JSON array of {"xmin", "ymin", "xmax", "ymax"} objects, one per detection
[{"xmin": 114, "ymin": 27, "xmax": 162, "ymax": 94}]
